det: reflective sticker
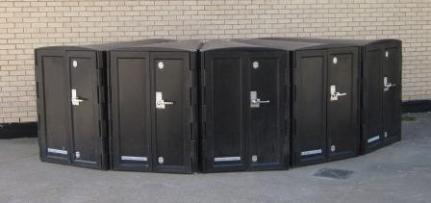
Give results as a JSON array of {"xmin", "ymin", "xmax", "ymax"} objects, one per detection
[
  {"xmin": 333, "ymin": 57, "xmax": 338, "ymax": 64},
  {"xmin": 47, "ymin": 148, "xmax": 68, "ymax": 155},
  {"xmin": 121, "ymin": 156, "xmax": 148, "ymax": 162},
  {"xmin": 385, "ymin": 51, "xmax": 389, "ymax": 58},
  {"xmin": 72, "ymin": 60, "xmax": 78, "ymax": 68},
  {"xmin": 301, "ymin": 149, "xmax": 322, "ymax": 156},
  {"xmin": 367, "ymin": 135, "xmax": 380, "ymax": 143},
  {"xmin": 214, "ymin": 156, "xmax": 241, "ymax": 162}
]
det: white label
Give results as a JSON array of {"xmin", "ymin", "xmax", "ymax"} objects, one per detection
[
  {"xmin": 333, "ymin": 57, "xmax": 338, "ymax": 64},
  {"xmin": 384, "ymin": 131, "xmax": 388, "ymax": 138},
  {"xmin": 47, "ymin": 148, "xmax": 68, "ymax": 155},
  {"xmin": 121, "ymin": 156, "xmax": 148, "ymax": 162},
  {"xmin": 252, "ymin": 61, "xmax": 259, "ymax": 69},
  {"xmin": 385, "ymin": 51, "xmax": 389, "ymax": 58},
  {"xmin": 158, "ymin": 61, "xmax": 164, "ymax": 69},
  {"xmin": 72, "ymin": 60, "xmax": 78, "ymax": 68},
  {"xmin": 214, "ymin": 156, "xmax": 241, "ymax": 162},
  {"xmin": 367, "ymin": 135, "xmax": 380, "ymax": 143},
  {"xmin": 75, "ymin": 151, "xmax": 80, "ymax": 159},
  {"xmin": 301, "ymin": 149, "xmax": 322, "ymax": 156}
]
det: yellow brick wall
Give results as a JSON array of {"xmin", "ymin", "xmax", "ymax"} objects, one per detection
[{"xmin": 0, "ymin": 0, "xmax": 430, "ymax": 123}]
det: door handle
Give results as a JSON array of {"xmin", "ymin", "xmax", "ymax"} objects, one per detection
[
  {"xmin": 384, "ymin": 77, "xmax": 396, "ymax": 92},
  {"xmin": 250, "ymin": 91, "xmax": 270, "ymax": 108},
  {"xmin": 71, "ymin": 89, "xmax": 86, "ymax": 106},
  {"xmin": 156, "ymin": 91, "xmax": 174, "ymax": 109},
  {"xmin": 330, "ymin": 85, "xmax": 347, "ymax": 101}
]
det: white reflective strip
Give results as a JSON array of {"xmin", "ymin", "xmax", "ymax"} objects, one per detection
[
  {"xmin": 301, "ymin": 149, "xmax": 322, "ymax": 156},
  {"xmin": 214, "ymin": 156, "xmax": 241, "ymax": 162},
  {"xmin": 367, "ymin": 135, "xmax": 380, "ymax": 143},
  {"xmin": 47, "ymin": 148, "xmax": 68, "ymax": 155},
  {"xmin": 121, "ymin": 156, "xmax": 148, "ymax": 162}
]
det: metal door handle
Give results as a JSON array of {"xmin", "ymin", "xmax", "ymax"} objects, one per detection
[
  {"xmin": 71, "ymin": 89, "xmax": 86, "ymax": 106},
  {"xmin": 330, "ymin": 85, "xmax": 347, "ymax": 101},
  {"xmin": 250, "ymin": 91, "xmax": 270, "ymax": 108},
  {"xmin": 384, "ymin": 77, "xmax": 396, "ymax": 92},
  {"xmin": 156, "ymin": 92, "xmax": 174, "ymax": 109},
  {"xmin": 251, "ymin": 99, "xmax": 270, "ymax": 104}
]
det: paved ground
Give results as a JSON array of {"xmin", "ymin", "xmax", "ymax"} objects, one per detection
[{"xmin": 0, "ymin": 113, "xmax": 430, "ymax": 203}]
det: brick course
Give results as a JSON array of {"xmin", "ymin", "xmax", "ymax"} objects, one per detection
[{"xmin": 0, "ymin": 0, "xmax": 430, "ymax": 123}]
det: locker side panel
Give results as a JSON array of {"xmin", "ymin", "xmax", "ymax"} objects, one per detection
[
  {"xmin": 327, "ymin": 48, "xmax": 359, "ymax": 161},
  {"xmin": 36, "ymin": 50, "xmax": 71, "ymax": 164},
  {"xmin": 293, "ymin": 50, "xmax": 327, "ymax": 166},
  {"xmin": 202, "ymin": 51, "xmax": 247, "ymax": 172},
  {"xmin": 361, "ymin": 46, "xmax": 384, "ymax": 154},
  {"xmin": 109, "ymin": 51, "xmax": 152, "ymax": 171}
]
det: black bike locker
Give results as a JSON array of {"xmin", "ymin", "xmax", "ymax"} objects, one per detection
[
  {"xmin": 236, "ymin": 39, "xmax": 360, "ymax": 166},
  {"xmin": 35, "ymin": 39, "xmax": 171, "ymax": 169},
  {"xmin": 108, "ymin": 40, "xmax": 200, "ymax": 174},
  {"xmin": 270, "ymin": 38, "xmax": 402, "ymax": 154},
  {"xmin": 200, "ymin": 40, "xmax": 289, "ymax": 173}
]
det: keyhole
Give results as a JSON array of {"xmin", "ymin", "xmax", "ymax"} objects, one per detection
[
  {"xmin": 333, "ymin": 57, "xmax": 338, "ymax": 64},
  {"xmin": 252, "ymin": 61, "xmax": 259, "ymax": 69},
  {"xmin": 158, "ymin": 61, "xmax": 164, "ymax": 69}
]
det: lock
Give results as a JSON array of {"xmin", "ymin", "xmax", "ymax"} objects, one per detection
[
  {"xmin": 250, "ymin": 91, "xmax": 270, "ymax": 108},
  {"xmin": 384, "ymin": 131, "xmax": 388, "ymax": 138},
  {"xmin": 330, "ymin": 85, "xmax": 347, "ymax": 101},
  {"xmin": 72, "ymin": 60, "xmax": 78, "ymax": 68},
  {"xmin": 330, "ymin": 145, "xmax": 336, "ymax": 152},
  {"xmin": 252, "ymin": 61, "xmax": 259, "ymax": 69},
  {"xmin": 158, "ymin": 156, "xmax": 164, "ymax": 164},
  {"xmin": 156, "ymin": 92, "xmax": 174, "ymax": 109},
  {"xmin": 252, "ymin": 155, "xmax": 258, "ymax": 162},
  {"xmin": 333, "ymin": 57, "xmax": 338, "ymax": 64},
  {"xmin": 158, "ymin": 61, "xmax": 164, "ymax": 69},
  {"xmin": 385, "ymin": 51, "xmax": 389, "ymax": 58},
  {"xmin": 383, "ymin": 77, "xmax": 396, "ymax": 92},
  {"xmin": 71, "ymin": 89, "xmax": 85, "ymax": 106},
  {"xmin": 75, "ymin": 151, "xmax": 80, "ymax": 159}
]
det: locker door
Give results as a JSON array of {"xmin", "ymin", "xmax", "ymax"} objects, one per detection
[
  {"xmin": 327, "ymin": 48, "xmax": 359, "ymax": 161},
  {"xmin": 361, "ymin": 46, "xmax": 384, "ymax": 153},
  {"xmin": 203, "ymin": 51, "xmax": 247, "ymax": 172},
  {"xmin": 248, "ymin": 51, "xmax": 288, "ymax": 170},
  {"xmin": 110, "ymin": 51, "xmax": 152, "ymax": 171},
  {"xmin": 293, "ymin": 50, "xmax": 327, "ymax": 166},
  {"xmin": 67, "ymin": 51, "xmax": 103, "ymax": 169},
  {"xmin": 36, "ymin": 50, "xmax": 72, "ymax": 164},
  {"xmin": 382, "ymin": 45, "xmax": 402, "ymax": 144},
  {"xmin": 151, "ymin": 52, "xmax": 192, "ymax": 173}
]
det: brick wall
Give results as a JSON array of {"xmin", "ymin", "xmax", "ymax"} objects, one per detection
[{"xmin": 0, "ymin": 0, "xmax": 430, "ymax": 123}]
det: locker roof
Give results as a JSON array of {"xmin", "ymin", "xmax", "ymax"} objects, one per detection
[
  {"xmin": 35, "ymin": 39, "xmax": 173, "ymax": 52},
  {"xmin": 111, "ymin": 40, "xmax": 203, "ymax": 52},
  {"xmin": 199, "ymin": 39, "xmax": 285, "ymax": 52},
  {"xmin": 259, "ymin": 37, "xmax": 402, "ymax": 47},
  {"xmin": 234, "ymin": 39, "xmax": 354, "ymax": 51}
]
